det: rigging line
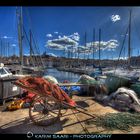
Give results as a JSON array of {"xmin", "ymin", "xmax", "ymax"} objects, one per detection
[
  {"xmin": 13, "ymin": 8, "xmax": 18, "ymax": 36},
  {"xmin": 98, "ymin": 12, "xmax": 114, "ymax": 30},
  {"xmin": 31, "ymin": 39, "xmax": 44, "ymax": 67},
  {"xmin": 114, "ymin": 25, "xmax": 129, "ymax": 74},
  {"xmin": 133, "ymin": 17, "xmax": 140, "ymax": 49},
  {"xmin": 100, "ymin": 23, "xmax": 122, "ymax": 41},
  {"xmin": 22, "ymin": 25, "xmax": 37, "ymax": 67},
  {"xmin": 25, "ymin": 7, "xmax": 34, "ymax": 35},
  {"xmin": 24, "ymin": 7, "xmax": 42, "ymax": 67},
  {"xmin": 31, "ymin": 31, "xmax": 40, "ymax": 54},
  {"xmin": 15, "ymin": 7, "xmax": 19, "ymax": 57},
  {"xmin": 131, "ymin": 18, "xmax": 140, "ymax": 70},
  {"xmin": 30, "ymin": 31, "xmax": 44, "ymax": 67},
  {"xmin": 22, "ymin": 31, "xmax": 34, "ymax": 65},
  {"xmin": 28, "ymin": 33, "xmax": 42, "ymax": 67},
  {"xmin": 31, "ymin": 31, "xmax": 41, "ymax": 55},
  {"xmin": 24, "ymin": 8, "xmax": 38, "ymax": 55},
  {"xmin": 25, "ymin": 7, "xmax": 43, "ymax": 58},
  {"xmin": 24, "ymin": 42, "xmax": 35, "ymax": 67}
]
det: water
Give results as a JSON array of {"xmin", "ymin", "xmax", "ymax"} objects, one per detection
[{"xmin": 44, "ymin": 68, "xmax": 80, "ymax": 83}]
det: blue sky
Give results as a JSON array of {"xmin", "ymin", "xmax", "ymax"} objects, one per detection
[{"xmin": 0, "ymin": 6, "xmax": 140, "ymax": 59}]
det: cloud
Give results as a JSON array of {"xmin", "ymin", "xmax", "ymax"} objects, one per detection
[
  {"xmin": 1, "ymin": 36, "xmax": 13, "ymax": 39},
  {"xmin": 47, "ymin": 53, "xmax": 57, "ymax": 57},
  {"xmin": 113, "ymin": 57, "xmax": 128, "ymax": 60},
  {"xmin": 46, "ymin": 32, "xmax": 80, "ymax": 53},
  {"xmin": 46, "ymin": 34, "xmax": 53, "ymax": 38},
  {"xmin": 111, "ymin": 15, "xmax": 121, "ymax": 22},
  {"xmin": 68, "ymin": 32, "xmax": 80, "ymax": 41},
  {"xmin": 58, "ymin": 35, "xmax": 62, "ymax": 39},
  {"xmin": 46, "ymin": 32, "xmax": 80, "ymax": 51},
  {"xmin": 51, "ymin": 35, "xmax": 78, "ymax": 46},
  {"xmin": 24, "ymin": 54, "xmax": 30, "ymax": 56},
  {"xmin": 77, "ymin": 46, "xmax": 93, "ymax": 54},
  {"xmin": 54, "ymin": 31, "xmax": 58, "ymax": 34},
  {"xmin": 11, "ymin": 44, "xmax": 16, "ymax": 47},
  {"xmin": 65, "ymin": 46, "xmax": 78, "ymax": 53},
  {"xmin": 106, "ymin": 39, "xmax": 119, "ymax": 49},
  {"xmin": 87, "ymin": 39, "xmax": 119, "ymax": 51},
  {"xmin": 46, "ymin": 40, "xmax": 65, "ymax": 50}
]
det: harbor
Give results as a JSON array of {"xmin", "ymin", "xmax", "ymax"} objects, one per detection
[{"xmin": 0, "ymin": 6, "xmax": 140, "ymax": 135}]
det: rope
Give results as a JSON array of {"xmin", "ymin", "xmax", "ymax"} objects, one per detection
[
  {"xmin": 30, "ymin": 31, "xmax": 45, "ymax": 68},
  {"xmin": 22, "ymin": 25, "xmax": 36, "ymax": 67},
  {"xmin": 23, "ymin": 25, "xmax": 41, "ymax": 67},
  {"xmin": 71, "ymin": 109, "xmax": 90, "ymax": 134},
  {"xmin": 24, "ymin": 7, "xmax": 44, "ymax": 68},
  {"xmin": 114, "ymin": 25, "xmax": 129, "ymax": 74},
  {"xmin": 133, "ymin": 18, "xmax": 140, "ymax": 71}
]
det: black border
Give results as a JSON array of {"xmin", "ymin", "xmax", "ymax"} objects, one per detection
[
  {"xmin": 0, "ymin": 0, "xmax": 140, "ymax": 6},
  {"xmin": 0, "ymin": 134, "xmax": 140, "ymax": 139}
]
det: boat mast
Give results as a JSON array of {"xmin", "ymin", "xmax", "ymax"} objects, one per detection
[
  {"xmin": 128, "ymin": 9, "xmax": 132, "ymax": 66},
  {"xmin": 7, "ymin": 42, "xmax": 10, "ymax": 57},
  {"xmin": 99, "ymin": 28, "xmax": 101, "ymax": 67},
  {"xmin": 93, "ymin": 28, "xmax": 95, "ymax": 63},
  {"xmin": 16, "ymin": 7, "xmax": 23, "ymax": 73},
  {"xmin": 84, "ymin": 32, "xmax": 87, "ymax": 60},
  {"xmin": 0, "ymin": 40, "xmax": 2, "ymax": 58},
  {"xmin": 29, "ymin": 29, "xmax": 32, "ymax": 65}
]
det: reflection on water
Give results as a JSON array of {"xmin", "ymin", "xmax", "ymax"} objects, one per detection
[{"xmin": 44, "ymin": 68, "xmax": 80, "ymax": 82}]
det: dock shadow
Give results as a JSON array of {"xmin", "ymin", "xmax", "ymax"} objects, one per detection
[
  {"xmin": 0, "ymin": 110, "xmax": 96, "ymax": 134},
  {"xmin": 75, "ymin": 101, "xmax": 89, "ymax": 108},
  {"xmin": 0, "ymin": 116, "xmax": 63, "ymax": 134}
]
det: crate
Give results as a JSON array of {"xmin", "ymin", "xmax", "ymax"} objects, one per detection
[{"xmin": 0, "ymin": 76, "xmax": 22, "ymax": 105}]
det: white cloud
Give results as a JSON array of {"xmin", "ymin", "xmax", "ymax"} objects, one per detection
[
  {"xmin": 24, "ymin": 54, "xmax": 30, "ymax": 56},
  {"xmin": 74, "ymin": 32, "xmax": 79, "ymax": 36},
  {"xmin": 11, "ymin": 44, "xmax": 16, "ymax": 47},
  {"xmin": 51, "ymin": 35, "xmax": 78, "ymax": 46},
  {"xmin": 54, "ymin": 31, "xmax": 58, "ymax": 34},
  {"xmin": 77, "ymin": 46, "xmax": 93, "ymax": 54},
  {"xmin": 46, "ymin": 32, "xmax": 80, "ymax": 51},
  {"xmin": 113, "ymin": 57, "xmax": 128, "ymax": 60},
  {"xmin": 68, "ymin": 32, "xmax": 80, "ymax": 41},
  {"xmin": 58, "ymin": 35, "xmax": 62, "ymax": 39},
  {"xmin": 111, "ymin": 15, "xmax": 121, "ymax": 22},
  {"xmin": 106, "ymin": 39, "xmax": 119, "ymax": 49},
  {"xmin": 46, "ymin": 34, "xmax": 53, "ymax": 38},
  {"xmin": 1, "ymin": 36, "xmax": 13, "ymax": 39},
  {"xmin": 46, "ymin": 40, "xmax": 65, "ymax": 50},
  {"xmin": 87, "ymin": 39, "xmax": 119, "ymax": 51},
  {"xmin": 46, "ymin": 32, "xmax": 80, "ymax": 54},
  {"xmin": 47, "ymin": 53, "xmax": 57, "ymax": 57},
  {"xmin": 3, "ymin": 36, "xmax": 8, "ymax": 39}
]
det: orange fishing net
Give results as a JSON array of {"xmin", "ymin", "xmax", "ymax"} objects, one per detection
[{"xmin": 14, "ymin": 77, "xmax": 76, "ymax": 107}]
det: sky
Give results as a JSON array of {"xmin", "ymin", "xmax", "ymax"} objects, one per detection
[{"xmin": 0, "ymin": 6, "xmax": 140, "ymax": 59}]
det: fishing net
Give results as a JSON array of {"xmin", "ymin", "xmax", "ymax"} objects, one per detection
[
  {"xmin": 85, "ymin": 112, "xmax": 140, "ymax": 132},
  {"xmin": 14, "ymin": 77, "xmax": 76, "ymax": 107}
]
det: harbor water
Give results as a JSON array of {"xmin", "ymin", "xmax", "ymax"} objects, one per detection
[{"xmin": 44, "ymin": 68, "xmax": 80, "ymax": 83}]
